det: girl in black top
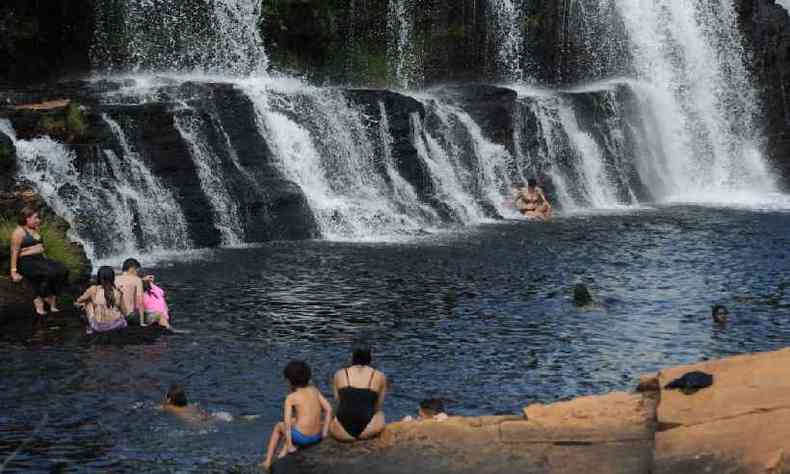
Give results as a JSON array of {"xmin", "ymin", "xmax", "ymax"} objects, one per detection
[
  {"xmin": 330, "ymin": 345, "xmax": 388, "ymax": 441},
  {"xmin": 9, "ymin": 207, "xmax": 70, "ymax": 315}
]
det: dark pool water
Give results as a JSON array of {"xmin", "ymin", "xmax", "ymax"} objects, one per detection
[{"xmin": 2, "ymin": 206, "xmax": 790, "ymax": 472}]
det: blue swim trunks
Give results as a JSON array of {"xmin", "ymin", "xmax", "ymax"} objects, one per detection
[{"xmin": 291, "ymin": 427, "xmax": 322, "ymax": 447}]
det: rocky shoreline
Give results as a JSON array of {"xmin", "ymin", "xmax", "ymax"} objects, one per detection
[{"xmin": 271, "ymin": 348, "xmax": 790, "ymax": 474}]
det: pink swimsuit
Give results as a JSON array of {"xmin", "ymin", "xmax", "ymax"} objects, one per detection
[{"xmin": 143, "ymin": 283, "xmax": 170, "ymax": 321}]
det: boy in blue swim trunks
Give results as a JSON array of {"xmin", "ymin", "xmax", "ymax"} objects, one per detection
[{"xmin": 261, "ymin": 360, "xmax": 332, "ymax": 471}]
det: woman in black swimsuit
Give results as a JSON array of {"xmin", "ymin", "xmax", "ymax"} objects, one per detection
[
  {"xmin": 9, "ymin": 206, "xmax": 70, "ymax": 315},
  {"xmin": 330, "ymin": 345, "xmax": 388, "ymax": 441}
]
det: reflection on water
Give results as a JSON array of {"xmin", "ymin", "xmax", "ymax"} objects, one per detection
[{"xmin": 2, "ymin": 206, "xmax": 789, "ymax": 471}]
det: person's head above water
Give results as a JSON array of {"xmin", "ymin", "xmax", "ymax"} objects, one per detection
[
  {"xmin": 166, "ymin": 384, "xmax": 188, "ymax": 407},
  {"xmin": 18, "ymin": 206, "xmax": 42, "ymax": 229},
  {"xmin": 351, "ymin": 344, "xmax": 372, "ymax": 366},
  {"xmin": 712, "ymin": 305, "xmax": 729, "ymax": 324},
  {"xmin": 527, "ymin": 178, "xmax": 538, "ymax": 189},
  {"xmin": 284, "ymin": 360, "xmax": 312, "ymax": 388},
  {"xmin": 419, "ymin": 398, "xmax": 446, "ymax": 418},
  {"xmin": 122, "ymin": 258, "xmax": 141, "ymax": 274}
]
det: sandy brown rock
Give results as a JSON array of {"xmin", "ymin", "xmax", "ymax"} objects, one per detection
[
  {"xmin": 654, "ymin": 409, "xmax": 790, "ymax": 474},
  {"xmin": 657, "ymin": 349, "xmax": 790, "ymax": 428},
  {"xmin": 12, "ymin": 99, "xmax": 71, "ymax": 111}
]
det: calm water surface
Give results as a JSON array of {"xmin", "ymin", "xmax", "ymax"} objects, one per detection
[{"xmin": 2, "ymin": 206, "xmax": 790, "ymax": 472}]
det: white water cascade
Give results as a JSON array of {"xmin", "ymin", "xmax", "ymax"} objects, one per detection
[
  {"xmin": 0, "ymin": 117, "xmax": 192, "ymax": 260},
  {"xmin": 487, "ymin": 0, "xmax": 525, "ymax": 82},
  {"xmin": 174, "ymin": 112, "xmax": 244, "ymax": 245},
  {"xmin": 387, "ymin": 0, "xmax": 422, "ymax": 89},
  {"xmin": 92, "ymin": 0, "xmax": 268, "ymax": 75},
  {"xmin": 609, "ymin": 0, "xmax": 777, "ymax": 203}
]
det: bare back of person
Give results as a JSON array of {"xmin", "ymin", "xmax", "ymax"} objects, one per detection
[
  {"xmin": 288, "ymin": 386, "xmax": 324, "ymax": 436},
  {"xmin": 115, "ymin": 273, "xmax": 142, "ymax": 318}
]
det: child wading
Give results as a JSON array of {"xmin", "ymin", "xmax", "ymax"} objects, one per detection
[{"xmin": 261, "ymin": 360, "xmax": 332, "ymax": 471}]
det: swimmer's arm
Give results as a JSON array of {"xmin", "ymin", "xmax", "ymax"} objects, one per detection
[
  {"xmin": 318, "ymin": 392, "xmax": 332, "ymax": 438},
  {"xmin": 283, "ymin": 396, "xmax": 295, "ymax": 450},
  {"xmin": 332, "ymin": 372, "xmax": 340, "ymax": 401}
]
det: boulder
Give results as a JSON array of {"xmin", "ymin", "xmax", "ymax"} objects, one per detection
[{"xmin": 653, "ymin": 348, "xmax": 790, "ymax": 473}]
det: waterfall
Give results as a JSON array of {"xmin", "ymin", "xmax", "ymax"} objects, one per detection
[
  {"xmin": 387, "ymin": 0, "xmax": 421, "ymax": 89},
  {"xmin": 607, "ymin": 0, "xmax": 777, "ymax": 202},
  {"xmin": 487, "ymin": 0, "xmax": 525, "ymax": 82},
  {"xmin": 174, "ymin": 111, "xmax": 244, "ymax": 245},
  {"xmin": 0, "ymin": 116, "xmax": 192, "ymax": 260},
  {"xmin": 92, "ymin": 0, "xmax": 268, "ymax": 75}
]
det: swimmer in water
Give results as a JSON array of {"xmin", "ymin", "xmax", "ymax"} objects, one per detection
[
  {"xmin": 513, "ymin": 178, "xmax": 552, "ymax": 220},
  {"xmin": 161, "ymin": 384, "xmax": 210, "ymax": 424},
  {"xmin": 401, "ymin": 398, "xmax": 449, "ymax": 422}
]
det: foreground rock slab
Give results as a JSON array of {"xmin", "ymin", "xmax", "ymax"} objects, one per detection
[
  {"xmin": 653, "ymin": 348, "xmax": 790, "ymax": 474},
  {"xmin": 274, "ymin": 391, "xmax": 657, "ymax": 474}
]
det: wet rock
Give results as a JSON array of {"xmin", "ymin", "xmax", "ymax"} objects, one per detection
[
  {"xmin": 573, "ymin": 283, "xmax": 592, "ymax": 306},
  {"xmin": 736, "ymin": 0, "xmax": 790, "ymax": 189},
  {"xmin": 0, "ymin": 128, "xmax": 16, "ymax": 189}
]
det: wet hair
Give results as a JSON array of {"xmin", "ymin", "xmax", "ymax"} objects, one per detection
[
  {"xmin": 351, "ymin": 344, "xmax": 372, "ymax": 366},
  {"xmin": 167, "ymin": 384, "xmax": 188, "ymax": 407},
  {"xmin": 512, "ymin": 182, "xmax": 525, "ymax": 188},
  {"xmin": 527, "ymin": 178, "xmax": 538, "ymax": 187},
  {"xmin": 419, "ymin": 398, "xmax": 446, "ymax": 416},
  {"xmin": 712, "ymin": 305, "xmax": 729, "ymax": 323},
  {"xmin": 96, "ymin": 266, "xmax": 117, "ymax": 309},
  {"xmin": 17, "ymin": 206, "xmax": 40, "ymax": 226},
  {"xmin": 283, "ymin": 360, "xmax": 311, "ymax": 388},
  {"xmin": 143, "ymin": 278, "xmax": 157, "ymax": 297},
  {"xmin": 122, "ymin": 258, "xmax": 141, "ymax": 272}
]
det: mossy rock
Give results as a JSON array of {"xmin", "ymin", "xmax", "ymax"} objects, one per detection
[
  {"xmin": 35, "ymin": 101, "xmax": 88, "ymax": 143},
  {"xmin": 0, "ymin": 132, "xmax": 15, "ymax": 173}
]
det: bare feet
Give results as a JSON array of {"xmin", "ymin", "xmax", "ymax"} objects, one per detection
[
  {"xmin": 259, "ymin": 459, "xmax": 272, "ymax": 472},
  {"xmin": 33, "ymin": 298, "xmax": 46, "ymax": 316}
]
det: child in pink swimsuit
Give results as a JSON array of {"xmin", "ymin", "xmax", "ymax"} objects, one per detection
[{"xmin": 143, "ymin": 278, "xmax": 172, "ymax": 329}]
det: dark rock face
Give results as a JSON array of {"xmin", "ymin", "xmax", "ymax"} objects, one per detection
[
  {"xmin": 0, "ymin": 129, "xmax": 16, "ymax": 190},
  {"xmin": 0, "ymin": 0, "xmax": 95, "ymax": 86},
  {"xmin": 736, "ymin": 0, "xmax": 790, "ymax": 188},
  {"xmin": 435, "ymin": 85, "xmax": 517, "ymax": 153}
]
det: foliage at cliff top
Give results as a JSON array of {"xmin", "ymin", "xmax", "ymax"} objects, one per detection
[{"xmin": 0, "ymin": 218, "xmax": 85, "ymax": 283}]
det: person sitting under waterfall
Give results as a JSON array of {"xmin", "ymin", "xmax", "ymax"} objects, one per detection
[
  {"xmin": 74, "ymin": 266, "xmax": 129, "ymax": 334},
  {"xmin": 513, "ymin": 179, "xmax": 552, "ymax": 220},
  {"xmin": 261, "ymin": 360, "xmax": 333, "ymax": 471},
  {"xmin": 8, "ymin": 206, "xmax": 70, "ymax": 316}
]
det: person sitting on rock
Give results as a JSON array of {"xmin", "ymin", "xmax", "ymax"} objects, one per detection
[
  {"xmin": 402, "ymin": 398, "xmax": 449, "ymax": 422},
  {"xmin": 74, "ymin": 266, "xmax": 128, "ymax": 334},
  {"xmin": 115, "ymin": 258, "xmax": 146, "ymax": 325},
  {"xmin": 8, "ymin": 206, "xmax": 70, "ymax": 316},
  {"xmin": 330, "ymin": 344, "xmax": 389, "ymax": 442},
  {"xmin": 142, "ymin": 275, "xmax": 172, "ymax": 329},
  {"xmin": 261, "ymin": 360, "xmax": 332, "ymax": 471}
]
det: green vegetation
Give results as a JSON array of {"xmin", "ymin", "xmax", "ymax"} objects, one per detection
[
  {"xmin": 0, "ymin": 217, "xmax": 85, "ymax": 283},
  {"xmin": 37, "ymin": 101, "xmax": 88, "ymax": 141},
  {"xmin": 0, "ymin": 141, "xmax": 14, "ymax": 171}
]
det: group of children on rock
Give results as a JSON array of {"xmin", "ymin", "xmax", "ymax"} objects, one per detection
[{"xmin": 75, "ymin": 258, "xmax": 173, "ymax": 334}]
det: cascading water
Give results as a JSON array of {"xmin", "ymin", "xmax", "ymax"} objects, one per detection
[
  {"xmin": 487, "ymin": 0, "xmax": 525, "ymax": 82},
  {"xmin": 387, "ymin": 0, "xmax": 422, "ymax": 89},
  {"xmin": 605, "ymin": 0, "xmax": 777, "ymax": 203},
  {"xmin": 92, "ymin": 0, "xmax": 268, "ymax": 75},
  {"xmin": 173, "ymin": 111, "xmax": 244, "ymax": 245},
  {"xmin": 0, "ymin": 116, "xmax": 192, "ymax": 260}
]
